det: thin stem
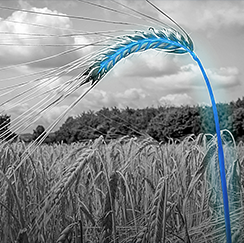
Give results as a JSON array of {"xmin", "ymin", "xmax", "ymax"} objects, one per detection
[{"xmin": 189, "ymin": 51, "xmax": 232, "ymax": 243}]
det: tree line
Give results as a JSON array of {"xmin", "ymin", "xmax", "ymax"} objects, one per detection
[{"xmin": 2, "ymin": 97, "xmax": 244, "ymax": 144}]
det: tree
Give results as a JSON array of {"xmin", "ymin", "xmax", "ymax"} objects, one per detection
[
  {"xmin": 32, "ymin": 125, "xmax": 46, "ymax": 143},
  {"xmin": 232, "ymin": 108, "xmax": 244, "ymax": 142},
  {"xmin": 0, "ymin": 114, "xmax": 16, "ymax": 141},
  {"xmin": 147, "ymin": 106, "xmax": 201, "ymax": 142},
  {"xmin": 234, "ymin": 97, "xmax": 244, "ymax": 109},
  {"xmin": 199, "ymin": 103, "xmax": 233, "ymax": 135}
]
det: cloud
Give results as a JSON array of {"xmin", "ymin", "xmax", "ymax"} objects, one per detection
[
  {"xmin": 3, "ymin": 99, "xmax": 74, "ymax": 133},
  {"xmin": 2, "ymin": 102, "xmax": 38, "ymax": 132},
  {"xmin": 77, "ymin": 87, "xmax": 149, "ymax": 111},
  {"xmin": 159, "ymin": 93, "xmax": 195, "ymax": 107},
  {"xmin": 153, "ymin": 1, "xmax": 244, "ymax": 32},
  {"xmin": 42, "ymin": 105, "xmax": 72, "ymax": 124},
  {"xmin": 74, "ymin": 36, "xmax": 95, "ymax": 56},
  {"xmin": 119, "ymin": 88, "xmax": 147, "ymax": 100},
  {"xmin": 0, "ymin": 3, "xmax": 90, "ymax": 67},
  {"xmin": 38, "ymin": 75, "xmax": 75, "ymax": 95},
  {"xmin": 149, "ymin": 64, "xmax": 240, "ymax": 92},
  {"xmin": 207, "ymin": 67, "xmax": 240, "ymax": 88},
  {"xmin": 197, "ymin": 2, "xmax": 244, "ymax": 30}
]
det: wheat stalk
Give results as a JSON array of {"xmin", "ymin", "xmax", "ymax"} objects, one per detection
[
  {"xmin": 101, "ymin": 172, "xmax": 118, "ymax": 243},
  {"xmin": 0, "ymin": 133, "xmax": 241, "ymax": 242},
  {"xmin": 56, "ymin": 222, "xmax": 78, "ymax": 243},
  {"xmin": 147, "ymin": 176, "xmax": 168, "ymax": 243},
  {"xmin": 29, "ymin": 148, "xmax": 94, "ymax": 239},
  {"xmin": 77, "ymin": 5, "xmax": 230, "ymax": 240}
]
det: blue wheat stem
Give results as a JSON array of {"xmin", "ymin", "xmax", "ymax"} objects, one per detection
[
  {"xmin": 84, "ymin": 28, "xmax": 231, "ymax": 242},
  {"xmin": 189, "ymin": 52, "xmax": 232, "ymax": 243}
]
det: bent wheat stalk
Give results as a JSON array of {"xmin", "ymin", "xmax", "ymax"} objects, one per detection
[
  {"xmin": 1, "ymin": 1, "xmax": 231, "ymax": 241},
  {"xmin": 80, "ymin": 5, "xmax": 231, "ymax": 242},
  {"xmin": 79, "ymin": 13, "xmax": 231, "ymax": 242}
]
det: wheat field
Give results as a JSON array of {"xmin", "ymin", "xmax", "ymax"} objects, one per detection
[
  {"xmin": 0, "ymin": 1, "xmax": 243, "ymax": 242},
  {"xmin": 0, "ymin": 133, "xmax": 243, "ymax": 243}
]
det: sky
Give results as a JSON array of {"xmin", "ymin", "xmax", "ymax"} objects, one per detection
[{"xmin": 0, "ymin": 0, "xmax": 243, "ymax": 133}]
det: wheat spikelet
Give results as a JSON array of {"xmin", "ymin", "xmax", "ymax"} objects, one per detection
[
  {"xmin": 184, "ymin": 142, "xmax": 217, "ymax": 204},
  {"xmin": 56, "ymin": 222, "xmax": 78, "ymax": 243},
  {"xmin": 1, "ymin": 182, "xmax": 21, "ymax": 241},
  {"xmin": 117, "ymin": 171, "xmax": 137, "ymax": 231},
  {"xmin": 0, "ymin": 170, "xmax": 25, "ymax": 229},
  {"xmin": 16, "ymin": 228, "xmax": 29, "ymax": 243},
  {"xmin": 144, "ymin": 177, "xmax": 156, "ymax": 194},
  {"xmin": 77, "ymin": 198, "xmax": 96, "ymax": 226},
  {"xmin": 127, "ymin": 188, "xmax": 174, "ymax": 243},
  {"xmin": 101, "ymin": 172, "xmax": 119, "ymax": 243},
  {"xmin": 84, "ymin": 26, "xmax": 193, "ymax": 86},
  {"xmin": 147, "ymin": 176, "xmax": 168, "ymax": 243},
  {"xmin": 130, "ymin": 226, "xmax": 147, "ymax": 243},
  {"xmin": 29, "ymin": 148, "xmax": 94, "ymax": 238},
  {"xmin": 231, "ymin": 226, "xmax": 243, "ymax": 243}
]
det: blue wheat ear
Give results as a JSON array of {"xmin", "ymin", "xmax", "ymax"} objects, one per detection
[
  {"xmin": 83, "ymin": 27, "xmax": 193, "ymax": 84},
  {"xmin": 83, "ymin": 25, "xmax": 232, "ymax": 243}
]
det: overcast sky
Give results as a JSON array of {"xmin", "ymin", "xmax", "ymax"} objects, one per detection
[{"xmin": 0, "ymin": 0, "xmax": 243, "ymax": 132}]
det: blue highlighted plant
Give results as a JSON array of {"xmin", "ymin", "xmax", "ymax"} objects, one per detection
[{"xmin": 81, "ymin": 6, "xmax": 231, "ymax": 243}]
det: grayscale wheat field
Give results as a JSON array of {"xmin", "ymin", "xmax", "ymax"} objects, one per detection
[{"xmin": 0, "ymin": 1, "xmax": 243, "ymax": 243}]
